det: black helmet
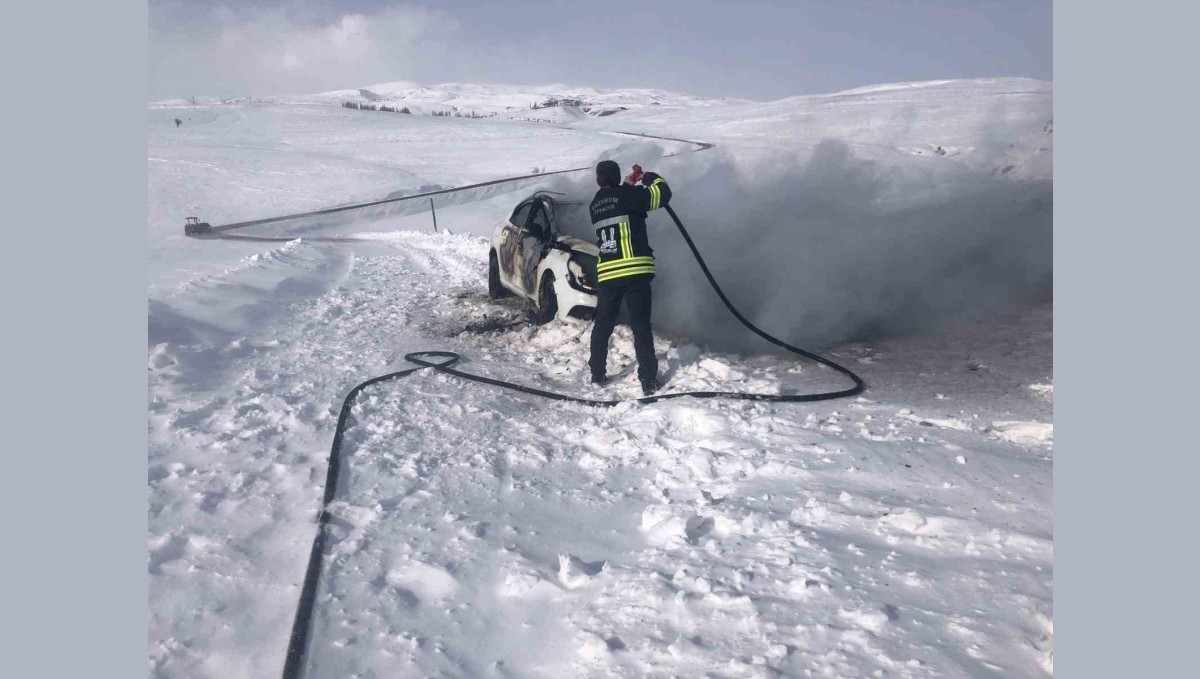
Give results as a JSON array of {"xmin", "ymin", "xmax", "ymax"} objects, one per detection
[{"xmin": 596, "ymin": 160, "xmax": 621, "ymax": 187}]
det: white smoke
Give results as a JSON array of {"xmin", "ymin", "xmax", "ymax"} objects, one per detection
[{"xmin": 547, "ymin": 141, "xmax": 1051, "ymax": 352}]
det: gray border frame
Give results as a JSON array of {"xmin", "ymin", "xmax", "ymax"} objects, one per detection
[
  {"xmin": 7, "ymin": 1, "xmax": 146, "ymax": 675},
  {"xmin": 13, "ymin": 0, "xmax": 1196, "ymax": 675},
  {"xmin": 1058, "ymin": 1, "xmax": 1196, "ymax": 676}
]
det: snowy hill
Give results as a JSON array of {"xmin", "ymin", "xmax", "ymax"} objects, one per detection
[
  {"xmin": 323, "ymin": 81, "xmax": 748, "ymax": 118},
  {"xmin": 580, "ymin": 77, "xmax": 1053, "ymax": 177},
  {"xmin": 149, "ymin": 78, "xmax": 1051, "ymax": 172},
  {"xmin": 150, "ymin": 80, "xmax": 745, "ymax": 120},
  {"xmin": 148, "ymin": 77, "xmax": 1053, "ymax": 677}
]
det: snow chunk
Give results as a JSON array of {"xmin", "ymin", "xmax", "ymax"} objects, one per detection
[
  {"xmin": 557, "ymin": 554, "xmax": 607, "ymax": 589},
  {"xmin": 881, "ymin": 508, "xmax": 927, "ymax": 534},
  {"xmin": 384, "ymin": 561, "xmax": 458, "ymax": 602},
  {"xmin": 501, "ymin": 567, "xmax": 558, "ymax": 598},
  {"xmin": 579, "ymin": 634, "xmax": 610, "ymax": 662},
  {"xmin": 991, "ymin": 420, "xmax": 1053, "ymax": 446},
  {"xmin": 838, "ymin": 606, "xmax": 891, "ymax": 634},
  {"xmin": 898, "ymin": 411, "xmax": 972, "ymax": 431},
  {"xmin": 697, "ymin": 357, "xmax": 746, "ymax": 381},
  {"xmin": 790, "ymin": 498, "xmax": 830, "ymax": 526},
  {"xmin": 1028, "ymin": 383, "xmax": 1053, "ymax": 397},
  {"xmin": 641, "ymin": 504, "xmax": 689, "ymax": 545}
]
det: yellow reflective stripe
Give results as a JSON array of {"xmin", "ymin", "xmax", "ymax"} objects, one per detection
[
  {"xmin": 620, "ymin": 222, "xmax": 632, "ymax": 258},
  {"xmin": 601, "ymin": 263, "xmax": 655, "ymax": 274},
  {"xmin": 597, "ymin": 266, "xmax": 656, "ymax": 282},
  {"xmin": 651, "ymin": 177, "xmax": 666, "ymax": 186},
  {"xmin": 649, "ymin": 185, "xmax": 661, "ymax": 210},
  {"xmin": 597, "ymin": 256, "xmax": 654, "ymax": 271}
]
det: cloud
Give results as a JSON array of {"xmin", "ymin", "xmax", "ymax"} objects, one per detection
[{"xmin": 149, "ymin": 1, "xmax": 465, "ymax": 97}]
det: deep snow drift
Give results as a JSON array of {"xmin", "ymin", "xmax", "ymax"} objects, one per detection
[{"xmin": 148, "ymin": 78, "xmax": 1052, "ymax": 678}]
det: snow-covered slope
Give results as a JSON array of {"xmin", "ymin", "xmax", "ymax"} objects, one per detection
[
  {"xmin": 580, "ymin": 77, "xmax": 1052, "ymax": 176},
  {"xmin": 319, "ymin": 80, "xmax": 745, "ymax": 115},
  {"xmin": 150, "ymin": 80, "xmax": 744, "ymax": 119},
  {"xmin": 148, "ymin": 78, "xmax": 1052, "ymax": 678}
]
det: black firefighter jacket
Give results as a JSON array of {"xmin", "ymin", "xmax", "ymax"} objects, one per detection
[{"xmin": 589, "ymin": 172, "xmax": 672, "ymax": 285}]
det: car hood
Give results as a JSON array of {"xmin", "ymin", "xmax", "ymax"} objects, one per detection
[{"xmin": 556, "ymin": 235, "xmax": 598, "ymax": 256}]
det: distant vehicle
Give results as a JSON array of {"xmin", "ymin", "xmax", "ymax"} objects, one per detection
[
  {"xmin": 489, "ymin": 192, "xmax": 599, "ymax": 323},
  {"xmin": 184, "ymin": 217, "xmax": 212, "ymax": 236}
]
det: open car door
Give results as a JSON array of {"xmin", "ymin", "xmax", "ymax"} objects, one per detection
[
  {"xmin": 518, "ymin": 198, "xmax": 553, "ymax": 294},
  {"xmin": 498, "ymin": 200, "xmax": 534, "ymax": 295}
]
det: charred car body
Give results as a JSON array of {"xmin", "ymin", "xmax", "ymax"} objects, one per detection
[{"xmin": 489, "ymin": 192, "xmax": 599, "ymax": 323}]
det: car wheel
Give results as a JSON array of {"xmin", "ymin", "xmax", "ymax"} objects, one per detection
[
  {"xmin": 488, "ymin": 252, "xmax": 509, "ymax": 299},
  {"xmin": 534, "ymin": 273, "xmax": 558, "ymax": 324}
]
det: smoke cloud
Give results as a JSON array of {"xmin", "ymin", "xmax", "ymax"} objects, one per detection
[{"xmin": 548, "ymin": 142, "xmax": 1051, "ymax": 352}]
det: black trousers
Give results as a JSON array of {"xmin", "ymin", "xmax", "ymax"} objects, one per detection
[{"xmin": 589, "ymin": 276, "xmax": 658, "ymax": 383}]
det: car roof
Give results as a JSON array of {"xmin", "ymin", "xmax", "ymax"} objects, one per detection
[{"xmin": 530, "ymin": 191, "xmax": 588, "ymax": 205}]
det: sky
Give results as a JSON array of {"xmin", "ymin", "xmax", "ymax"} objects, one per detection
[{"xmin": 149, "ymin": 0, "xmax": 1052, "ymax": 101}]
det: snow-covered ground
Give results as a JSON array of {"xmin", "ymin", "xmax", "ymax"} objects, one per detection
[{"xmin": 148, "ymin": 78, "xmax": 1052, "ymax": 677}]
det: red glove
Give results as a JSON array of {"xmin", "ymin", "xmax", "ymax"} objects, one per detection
[{"xmin": 624, "ymin": 164, "xmax": 644, "ymax": 186}]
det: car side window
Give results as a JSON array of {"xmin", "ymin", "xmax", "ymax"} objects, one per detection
[
  {"xmin": 528, "ymin": 202, "xmax": 551, "ymax": 240},
  {"xmin": 510, "ymin": 201, "xmax": 533, "ymax": 228}
]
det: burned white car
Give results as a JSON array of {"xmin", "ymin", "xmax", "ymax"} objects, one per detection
[{"xmin": 488, "ymin": 192, "xmax": 600, "ymax": 323}]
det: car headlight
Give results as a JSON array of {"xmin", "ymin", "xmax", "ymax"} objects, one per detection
[
  {"xmin": 568, "ymin": 257, "xmax": 585, "ymax": 281},
  {"xmin": 567, "ymin": 254, "xmax": 597, "ymax": 292}
]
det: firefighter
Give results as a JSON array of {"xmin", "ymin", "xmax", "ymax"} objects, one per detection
[{"xmin": 588, "ymin": 160, "xmax": 672, "ymax": 396}]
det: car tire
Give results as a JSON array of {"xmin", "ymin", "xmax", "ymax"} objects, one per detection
[
  {"xmin": 488, "ymin": 252, "xmax": 509, "ymax": 299},
  {"xmin": 534, "ymin": 273, "xmax": 558, "ymax": 324}
]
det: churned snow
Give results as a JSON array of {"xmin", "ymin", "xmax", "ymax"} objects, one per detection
[{"xmin": 148, "ymin": 78, "xmax": 1052, "ymax": 677}]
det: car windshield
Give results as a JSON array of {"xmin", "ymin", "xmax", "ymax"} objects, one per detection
[{"xmin": 550, "ymin": 200, "xmax": 593, "ymax": 240}]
